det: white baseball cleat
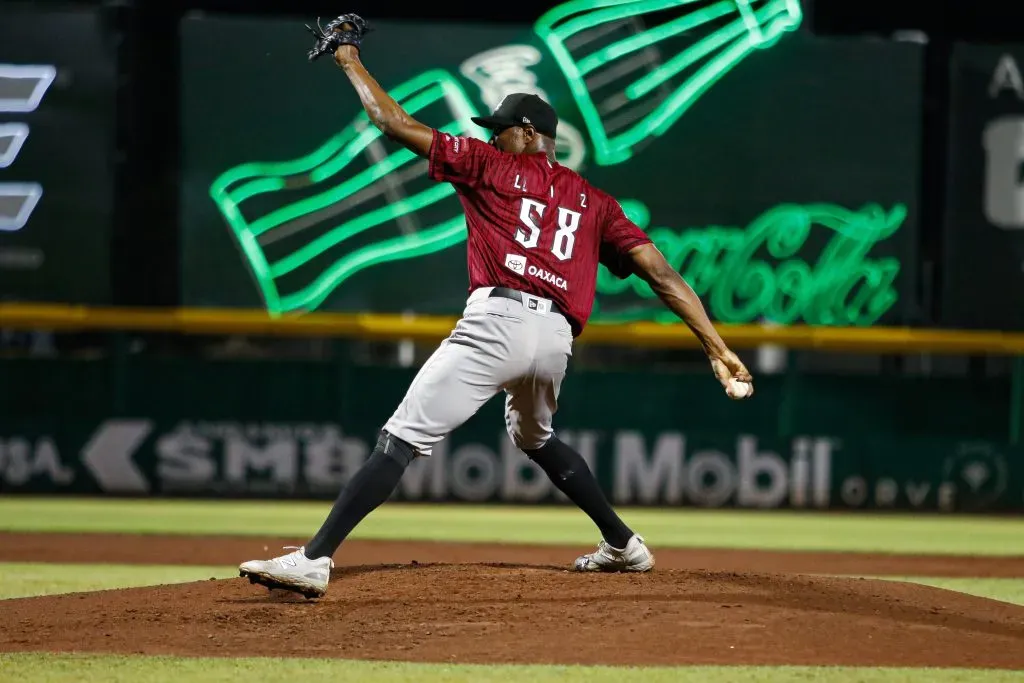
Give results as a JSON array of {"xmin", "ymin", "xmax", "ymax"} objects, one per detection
[
  {"xmin": 239, "ymin": 546, "xmax": 333, "ymax": 599},
  {"xmin": 573, "ymin": 534, "xmax": 655, "ymax": 573}
]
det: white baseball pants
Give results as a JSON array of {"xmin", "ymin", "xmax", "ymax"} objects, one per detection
[{"xmin": 383, "ymin": 286, "xmax": 574, "ymax": 456}]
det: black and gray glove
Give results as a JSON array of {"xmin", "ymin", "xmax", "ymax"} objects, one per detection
[{"xmin": 304, "ymin": 14, "xmax": 371, "ymax": 62}]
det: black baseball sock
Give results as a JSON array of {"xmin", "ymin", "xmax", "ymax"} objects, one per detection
[
  {"xmin": 524, "ymin": 437, "xmax": 634, "ymax": 549},
  {"xmin": 304, "ymin": 430, "xmax": 415, "ymax": 560}
]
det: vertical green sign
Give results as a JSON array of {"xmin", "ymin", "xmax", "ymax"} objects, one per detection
[{"xmin": 942, "ymin": 43, "xmax": 1024, "ymax": 330}]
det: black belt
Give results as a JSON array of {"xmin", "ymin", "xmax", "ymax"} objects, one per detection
[{"xmin": 488, "ymin": 287, "xmax": 566, "ymax": 317}]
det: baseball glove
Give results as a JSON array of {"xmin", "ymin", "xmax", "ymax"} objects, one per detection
[{"xmin": 304, "ymin": 14, "xmax": 371, "ymax": 62}]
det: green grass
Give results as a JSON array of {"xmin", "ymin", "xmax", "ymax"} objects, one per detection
[
  {"xmin": 0, "ymin": 563, "xmax": 234, "ymax": 600},
  {"xmin": 876, "ymin": 577, "xmax": 1024, "ymax": 606},
  {"xmin": 3, "ymin": 500, "xmax": 1023, "ymax": 681},
  {"xmin": 1, "ymin": 655, "xmax": 1021, "ymax": 683},
  {"xmin": 3, "ymin": 498, "xmax": 1024, "ymax": 555}
]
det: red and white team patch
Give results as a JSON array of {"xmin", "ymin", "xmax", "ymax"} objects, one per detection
[{"xmin": 443, "ymin": 133, "xmax": 465, "ymax": 154}]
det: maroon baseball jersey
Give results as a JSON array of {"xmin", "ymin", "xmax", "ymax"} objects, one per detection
[{"xmin": 428, "ymin": 129, "xmax": 651, "ymax": 335}]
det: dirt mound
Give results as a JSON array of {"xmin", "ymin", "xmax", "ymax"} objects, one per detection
[
  {"xmin": 3, "ymin": 563, "xmax": 1024, "ymax": 668},
  {"xmin": 4, "ymin": 532, "xmax": 1023, "ymax": 577}
]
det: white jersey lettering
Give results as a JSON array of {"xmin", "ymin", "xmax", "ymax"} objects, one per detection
[{"xmin": 527, "ymin": 265, "xmax": 569, "ymax": 291}]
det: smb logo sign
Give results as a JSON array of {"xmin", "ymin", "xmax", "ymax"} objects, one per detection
[{"xmin": 0, "ymin": 64, "xmax": 56, "ymax": 232}]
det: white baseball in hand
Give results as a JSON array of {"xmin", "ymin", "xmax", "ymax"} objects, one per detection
[{"xmin": 726, "ymin": 378, "xmax": 752, "ymax": 399}]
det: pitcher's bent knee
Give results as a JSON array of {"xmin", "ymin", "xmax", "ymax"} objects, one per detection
[
  {"xmin": 507, "ymin": 424, "xmax": 552, "ymax": 452},
  {"xmin": 382, "ymin": 418, "xmax": 437, "ymax": 458},
  {"xmin": 375, "ymin": 429, "xmax": 417, "ymax": 467}
]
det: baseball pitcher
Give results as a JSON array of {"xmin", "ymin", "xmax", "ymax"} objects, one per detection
[{"xmin": 240, "ymin": 14, "xmax": 754, "ymax": 599}]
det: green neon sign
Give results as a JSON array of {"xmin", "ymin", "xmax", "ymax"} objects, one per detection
[
  {"xmin": 206, "ymin": 1, "xmax": 907, "ymax": 326},
  {"xmin": 535, "ymin": 0, "xmax": 802, "ymax": 165},
  {"xmin": 594, "ymin": 201, "xmax": 907, "ymax": 326},
  {"xmin": 209, "ymin": 71, "xmax": 484, "ymax": 313}
]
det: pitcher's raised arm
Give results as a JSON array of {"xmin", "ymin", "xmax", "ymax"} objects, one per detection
[{"xmin": 334, "ymin": 45, "xmax": 434, "ymax": 158}]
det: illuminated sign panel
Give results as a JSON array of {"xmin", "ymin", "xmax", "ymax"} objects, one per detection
[
  {"xmin": 181, "ymin": 1, "xmax": 922, "ymax": 326},
  {"xmin": 0, "ymin": 66, "xmax": 55, "ymax": 232},
  {"xmin": 0, "ymin": 10, "xmax": 114, "ymax": 304}
]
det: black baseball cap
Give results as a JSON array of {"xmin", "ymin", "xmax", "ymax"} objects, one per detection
[{"xmin": 471, "ymin": 93, "xmax": 558, "ymax": 139}]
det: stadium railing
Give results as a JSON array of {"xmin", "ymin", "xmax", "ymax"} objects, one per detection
[
  {"xmin": 4, "ymin": 302, "xmax": 1024, "ymax": 353},
  {"xmin": 3, "ymin": 302, "xmax": 1023, "ymax": 443}
]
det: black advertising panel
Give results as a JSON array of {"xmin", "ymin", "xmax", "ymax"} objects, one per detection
[
  {"xmin": 943, "ymin": 44, "xmax": 1024, "ymax": 330},
  {"xmin": 0, "ymin": 6, "xmax": 115, "ymax": 304},
  {"xmin": 180, "ymin": 3, "xmax": 923, "ymax": 327}
]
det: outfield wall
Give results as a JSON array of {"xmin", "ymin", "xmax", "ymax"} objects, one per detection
[{"xmin": 2, "ymin": 356, "xmax": 1020, "ymax": 512}]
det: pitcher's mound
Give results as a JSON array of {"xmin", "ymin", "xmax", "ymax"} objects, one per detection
[{"xmin": 2, "ymin": 563, "xmax": 1023, "ymax": 668}]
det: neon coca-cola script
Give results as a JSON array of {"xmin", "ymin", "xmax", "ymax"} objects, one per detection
[{"xmin": 595, "ymin": 200, "xmax": 906, "ymax": 326}]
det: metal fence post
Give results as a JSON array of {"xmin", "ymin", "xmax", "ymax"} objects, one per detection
[
  {"xmin": 110, "ymin": 333, "xmax": 129, "ymax": 416},
  {"xmin": 777, "ymin": 350, "xmax": 799, "ymax": 437},
  {"xmin": 333, "ymin": 339, "xmax": 352, "ymax": 428},
  {"xmin": 1011, "ymin": 356, "xmax": 1023, "ymax": 446}
]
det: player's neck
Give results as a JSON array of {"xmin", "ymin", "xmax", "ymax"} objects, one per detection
[
  {"xmin": 531, "ymin": 146, "xmax": 556, "ymax": 164},
  {"xmin": 526, "ymin": 140, "xmax": 557, "ymax": 164}
]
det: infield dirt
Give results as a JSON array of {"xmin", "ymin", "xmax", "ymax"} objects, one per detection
[{"xmin": 2, "ymin": 532, "xmax": 1024, "ymax": 669}]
